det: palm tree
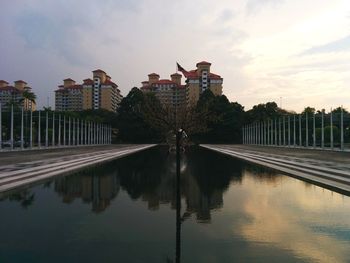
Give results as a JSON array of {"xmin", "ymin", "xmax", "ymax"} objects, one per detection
[{"xmin": 20, "ymin": 90, "xmax": 37, "ymax": 110}]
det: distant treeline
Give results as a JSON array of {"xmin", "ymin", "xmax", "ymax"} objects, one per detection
[{"xmin": 3, "ymin": 88, "xmax": 345, "ymax": 144}]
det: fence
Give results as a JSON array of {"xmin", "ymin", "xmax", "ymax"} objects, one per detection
[
  {"xmin": 242, "ymin": 108, "xmax": 350, "ymax": 151},
  {"xmin": 0, "ymin": 104, "xmax": 112, "ymax": 151}
]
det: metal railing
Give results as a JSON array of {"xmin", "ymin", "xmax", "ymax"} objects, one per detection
[
  {"xmin": 0, "ymin": 103, "xmax": 112, "ymax": 151},
  {"xmin": 242, "ymin": 108, "xmax": 350, "ymax": 151}
]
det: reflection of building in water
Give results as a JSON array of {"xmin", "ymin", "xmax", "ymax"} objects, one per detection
[
  {"xmin": 140, "ymin": 154, "xmax": 178, "ymax": 211},
  {"xmin": 55, "ymin": 172, "xmax": 120, "ymax": 213},
  {"xmin": 183, "ymin": 170, "xmax": 223, "ymax": 223},
  {"xmin": 132, "ymin": 153, "xmax": 224, "ymax": 223}
]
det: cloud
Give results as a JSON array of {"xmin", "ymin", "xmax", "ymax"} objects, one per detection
[
  {"xmin": 216, "ymin": 9, "xmax": 235, "ymax": 23},
  {"xmin": 16, "ymin": 13, "xmax": 53, "ymax": 49},
  {"xmin": 0, "ymin": 0, "xmax": 349, "ymax": 111},
  {"xmin": 14, "ymin": 5, "xmax": 94, "ymax": 66},
  {"xmin": 246, "ymin": 0, "xmax": 285, "ymax": 15},
  {"xmin": 15, "ymin": 12, "xmax": 91, "ymax": 66},
  {"xmin": 13, "ymin": 0, "xmax": 143, "ymax": 67},
  {"xmin": 302, "ymin": 34, "xmax": 350, "ymax": 55}
]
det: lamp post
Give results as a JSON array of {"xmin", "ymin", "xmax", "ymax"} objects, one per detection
[
  {"xmin": 21, "ymin": 107, "xmax": 24, "ymax": 150},
  {"xmin": 330, "ymin": 109, "xmax": 334, "ymax": 150},
  {"xmin": 10, "ymin": 104, "xmax": 14, "ymax": 150},
  {"xmin": 30, "ymin": 109, "xmax": 33, "ymax": 149},
  {"xmin": 0, "ymin": 103, "xmax": 2, "ymax": 151},
  {"xmin": 38, "ymin": 111, "xmax": 41, "ymax": 148}
]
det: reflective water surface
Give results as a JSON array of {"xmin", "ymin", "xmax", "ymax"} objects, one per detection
[{"xmin": 0, "ymin": 146, "xmax": 350, "ymax": 262}]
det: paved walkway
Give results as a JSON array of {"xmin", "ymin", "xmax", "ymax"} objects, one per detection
[
  {"xmin": 0, "ymin": 145, "xmax": 136, "ymax": 166},
  {"xmin": 201, "ymin": 144, "xmax": 350, "ymax": 195},
  {"xmin": 0, "ymin": 144, "xmax": 155, "ymax": 194}
]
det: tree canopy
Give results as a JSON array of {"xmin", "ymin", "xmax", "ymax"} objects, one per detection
[
  {"xmin": 245, "ymin": 102, "xmax": 289, "ymax": 123},
  {"xmin": 192, "ymin": 90, "xmax": 245, "ymax": 143},
  {"xmin": 116, "ymin": 87, "xmax": 162, "ymax": 143}
]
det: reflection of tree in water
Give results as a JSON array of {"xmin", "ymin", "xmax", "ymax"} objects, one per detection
[
  {"xmin": 116, "ymin": 146, "xmax": 168, "ymax": 202},
  {"xmin": 53, "ymin": 147, "xmax": 168, "ymax": 213},
  {"xmin": 186, "ymin": 147, "xmax": 244, "ymax": 191},
  {"xmin": 0, "ymin": 190, "xmax": 35, "ymax": 209},
  {"xmin": 183, "ymin": 147, "xmax": 244, "ymax": 222},
  {"xmin": 0, "ymin": 147, "xmax": 281, "ymax": 220},
  {"xmin": 43, "ymin": 181, "xmax": 53, "ymax": 188},
  {"xmin": 53, "ymin": 146, "xmax": 248, "ymax": 221},
  {"xmin": 244, "ymin": 163, "xmax": 283, "ymax": 183},
  {"xmin": 117, "ymin": 146, "xmax": 245, "ymax": 223},
  {"xmin": 3, "ymin": 146, "xmax": 281, "ymax": 219},
  {"xmin": 0, "ymin": 176, "xmax": 55, "ymax": 208}
]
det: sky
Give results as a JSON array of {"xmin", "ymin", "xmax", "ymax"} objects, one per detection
[{"xmin": 1, "ymin": 0, "xmax": 350, "ymax": 112}]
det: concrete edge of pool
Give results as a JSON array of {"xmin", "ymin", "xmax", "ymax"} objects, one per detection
[
  {"xmin": 201, "ymin": 144, "xmax": 350, "ymax": 195},
  {"xmin": 0, "ymin": 144, "xmax": 156, "ymax": 195}
]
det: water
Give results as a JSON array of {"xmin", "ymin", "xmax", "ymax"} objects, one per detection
[{"xmin": 0, "ymin": 146, "xmax": 350, "ymax": 263}]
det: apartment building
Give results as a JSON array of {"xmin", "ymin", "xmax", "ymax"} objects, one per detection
[
  {"xmin": 140, "ymin": 72, "xmax": 187, "ymax": 109},
  {"xmin": 55, "ymin": 78, "xmax": 83, "ymax": 111},
  {"xmin": 55, "ymin": 70, "xmax": 122, "ymax": 112},
  {"xmin": 180, "ymin": 61, "xmax": 223, "ymax": 106},
  {"xmin": 141, "ymin": 61, "xmax": 223, "ymax": 108},
  {"xmin": 0, "ymin": 80, "xmax": 37, "ymax": 111}
]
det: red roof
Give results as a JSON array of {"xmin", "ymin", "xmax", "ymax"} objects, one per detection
[
  {"xmin": 153, "ymin": 79, "xmax": 176, "ymax": 84},
  {"xmin": 103, "ymin": 79, "xmax": 118, "ymax": 87},
  {"xmin": 209, "ymin": 72, "xmax": 222, "ymax": 79},
  {"xmin": 141, "ymin": 81, "xmax": 149, "ymax": 84},
  {"xmin": 55, "ymin": 85, "xmax": 82, "ymax": 92},
  {"xmin": 14, "ymin": 80, "xmax": 27, "ymax": 84},
  {"xmin": 93, "ymin": 69, "xmax": 106, "ymax": 73},
  {"xmin": 0, "ymin": 86, "xmax": 22, "ymax": 93},
  {"xmin": 148, "ymin": 73, "xmax": 160, "ymax": 77},
  {"xmin": 83, "ymin": 78, "xmax": 94, "ymax": 85},
  {"xmin": 171, "ymin": 73, "xmax": 182, "ymax": 77},
  {"xmin": 196, "ymin": 61, "xmax": 211, "ymax": 66},
  {"xmin": 63, "ymin": 78, "xmax": 75, "ymax": 82},
  {"xmin": 183, "ymin": 70, "xmax": 198, "ymax": 79},
  {"xmin": 182, "ymin": 69, "xmax": 222, "ymax": 80},
  {"xmin": 69, "ymin": 85, "xmax": 82, "ymax": 89},
  {"xmin": 0, "ymin": 80, "xmax": 9, "ymax": 84}
]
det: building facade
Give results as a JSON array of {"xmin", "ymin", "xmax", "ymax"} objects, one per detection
[
  {"xmin": 181, "ymin": 61, "xmax": 223, "ymax": 106},
  {"xmin": 0, "ymin": 80, "xmax": 37, "ymax": 111},
  {"xmin": 140, "ymin": 73, "xmax": 187, "ymax": 109},
  {"xmin": 55, "ymin": 79, "xmax": 83, "ymax": 111},
  {"xmin": 140, "ymin": 61, "xmax": 223, "ymax": 108},
  {"xmin": 55, "ymin": 70, "xmax": 122, "ymax": 112}
]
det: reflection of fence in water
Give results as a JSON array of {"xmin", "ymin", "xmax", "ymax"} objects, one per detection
[
  {"xmin": 0, "ymin": 104, "xmax": 112, "ymax": 150},
  {"xmin": 243, "ymin": 109, "xmax": 350, "ymax": 151}
]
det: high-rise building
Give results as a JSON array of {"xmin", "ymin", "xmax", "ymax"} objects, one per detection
[
  {"xmin": 55, "ymin": 70, "xmax": 123, "ymax": 112},
  {"xmin": 141, "ymin": 61, "xmax": 223, "ymax": 108},
  {"xmin": 140, "ymin": 73, "xmax": 187, "ymax": 109},
  {"xmin": 55, "ymin": 79, "xmax": 83, "ymax": 111},
  {"xmin": 181, "ymin": 61, "xmax": 223, "ymax": 106},
  {"xmin": 0, "ymin": 80, "xmax": 37, "ymax": 111}
]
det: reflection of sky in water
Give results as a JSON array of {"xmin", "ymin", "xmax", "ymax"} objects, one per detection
[
  {"xmin": 0, "ymin": 147, "xmax": 349, "ymax": 263},
  {"xmin": 215, "ymin": 169, "xmax": 350, "ymax": 263}
]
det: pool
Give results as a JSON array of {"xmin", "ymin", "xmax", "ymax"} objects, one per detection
[{"xmin": 0, "ymin": 146, "xmax": 349, "ymax": 262}]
